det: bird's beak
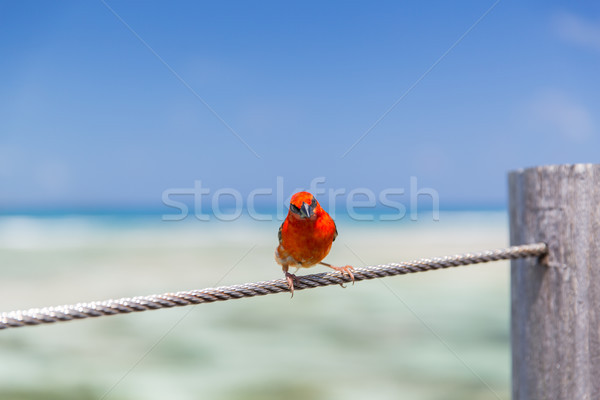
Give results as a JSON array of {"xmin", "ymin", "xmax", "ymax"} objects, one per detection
[{"xmin": 300, "ymin": 202, "xmax": 313, "ymax": 219}]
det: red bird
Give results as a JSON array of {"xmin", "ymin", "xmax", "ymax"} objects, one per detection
[{"xmin": 275, "ymin": 191, "xmax": 354, "ymax": 295}]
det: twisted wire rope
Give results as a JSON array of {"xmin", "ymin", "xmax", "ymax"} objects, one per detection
[{"xmin": 0, "ymin": 243, "xmax": 547, "ymax": 330}]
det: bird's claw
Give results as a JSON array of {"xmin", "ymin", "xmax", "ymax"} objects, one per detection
[
  {"xmin": 285, "ymin": 271, "xmax": 299, "ymax": 297},
  {"xmin": 329, "ymin": 265, "xmax": 355, "ymax": 287}
]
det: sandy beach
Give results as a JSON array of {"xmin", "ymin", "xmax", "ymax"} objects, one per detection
[{"xmin": 0, "ymin": 211, "xmax": 511, "ymax": 400}]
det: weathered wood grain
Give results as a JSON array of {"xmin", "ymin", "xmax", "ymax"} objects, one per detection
[{"xmin": 509, "ymin": 164, "xmax": 600, "ymax": 400}]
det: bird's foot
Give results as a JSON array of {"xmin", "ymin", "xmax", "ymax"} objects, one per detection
[
  {"xmin": 285, "ymin": 271, "xmax": 299, "ymax": 297},
  {"xmin": 326, "ymin": 265, "xmax": 355, "ymax": 286}
]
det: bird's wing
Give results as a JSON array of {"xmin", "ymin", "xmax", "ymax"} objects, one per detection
[
  {"xmin": 333, "ymin": 221, "xmax": 338, "ymax": 242},
  {"xmin": 278, "ymin": 222, "xmax": 284, "ymax": 244}
]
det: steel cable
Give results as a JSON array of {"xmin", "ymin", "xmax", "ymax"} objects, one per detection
[{"xmin": 0, "ymin": 243, "xmax": 547, "ymax": 330}]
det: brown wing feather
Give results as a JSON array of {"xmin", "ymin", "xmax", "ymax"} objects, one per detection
[
  {"xmin": 333, "ymin": 221, "xmax": 338, "ymax": 242},
  {"xmin": 278, "ymin": 222, "xmax": 283, "ymax": 244}
]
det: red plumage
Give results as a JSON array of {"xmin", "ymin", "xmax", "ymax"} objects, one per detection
[{"xmin": 275, "ymin": 191, "xmax": 353, "ymax": 295}]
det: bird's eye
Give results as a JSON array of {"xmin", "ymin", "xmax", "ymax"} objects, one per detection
[
  {"xmin": 290, "ymin": 204, "xmax": 300, "ymax": 214},
  {"xmin": 311, "ymin": 197, "xmax": 317, "ymax": 208}
]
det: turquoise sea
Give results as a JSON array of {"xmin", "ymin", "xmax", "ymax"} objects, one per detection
[{"xmin": 0, "ymin": 211, "xmax": 511, "ymax": 400}]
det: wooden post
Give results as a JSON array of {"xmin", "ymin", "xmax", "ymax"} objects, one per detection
[{"xmin": 509, "ymin": 164, "xmax": 600, "ymax": 400}]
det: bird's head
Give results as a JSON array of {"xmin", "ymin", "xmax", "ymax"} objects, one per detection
[{"xmin": 288, "ymin": 191, "xmax": 319, "ymax": 220}]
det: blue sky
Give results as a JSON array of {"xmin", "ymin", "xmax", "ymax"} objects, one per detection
[{"xmin": 1, "ymin": 1, "xmax": 599, "ymax": 212}]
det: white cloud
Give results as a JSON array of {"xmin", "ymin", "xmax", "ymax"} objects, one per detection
[
  {"xmin": 554, "ymin": 12, "xmax": 600, "ymax": 52},
  {"xmin": 528, "ymin": 90, "xmax": 594, "ymax": 142}
]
